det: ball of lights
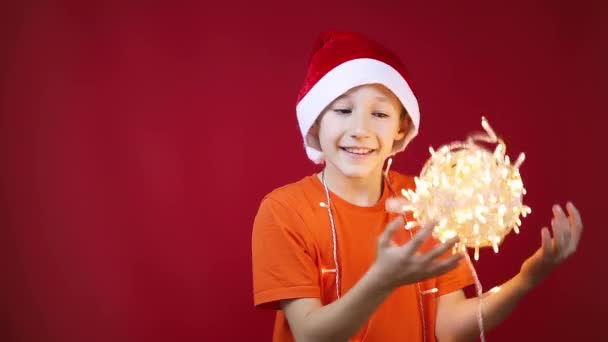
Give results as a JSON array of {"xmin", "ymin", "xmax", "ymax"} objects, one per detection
[{"xmin": 399, "ymin": 117, "xmax": 531, "ymax": 260}]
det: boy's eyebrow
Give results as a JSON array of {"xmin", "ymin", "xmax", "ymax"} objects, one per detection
[
  {"xmin": 334, "ymin": 94, "xmax": 350, "ymax": 101},
  {"xmin": 333, "ymin": 94, "xmax": 391, "ymax": 102}
]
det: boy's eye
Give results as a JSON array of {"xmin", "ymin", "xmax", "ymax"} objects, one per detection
[
  {"xmin": 334, "ymin": 109, "xmax": 352, "ymax": 114},
  {"xmin": 373, "ymin": 112, "xmax": 389, "ymax": 118}
]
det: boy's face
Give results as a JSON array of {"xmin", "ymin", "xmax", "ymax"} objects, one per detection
[{"xmin": 312, "ymin": 84, "xmax": 409, "ymax": 179}]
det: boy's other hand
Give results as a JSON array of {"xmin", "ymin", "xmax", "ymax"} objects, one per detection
[
  {"xmin": 371, "ymin": 217, "xmax": 463, "ymax": 292},
  {"xmin": 519, "ymin": 202, "xmax": 583, "ymax": 289}
]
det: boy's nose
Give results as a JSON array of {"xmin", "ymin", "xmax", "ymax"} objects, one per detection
[
  {"xmin": 350, "ymin": 127, "xmax": 371, "ymax": 139},
  {"xmin": 348, "ymin": 112, "xmax": 372, "ymax": 138}
]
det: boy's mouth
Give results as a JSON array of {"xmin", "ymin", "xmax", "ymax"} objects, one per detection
[{"xmin": 340, "ymin": 147, "xmax": 376, "ymax": 155}]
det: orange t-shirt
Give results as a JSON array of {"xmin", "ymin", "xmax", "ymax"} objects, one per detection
[{"xmin": 252, "ymin": 171, "xmax": 474, "ymax": 342}]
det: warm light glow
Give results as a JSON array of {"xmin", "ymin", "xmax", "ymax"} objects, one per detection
[
  {"xmin": 400, "ymin": 117, "xmax": 531, "ymax": 260},
  {"xmin": 321, "ymin": 268, "xmax": 336, "ymax": 274},
  {"xmin": 489, "ymin": 286, "xmax": 501, "ymax": 294},
  {"xmin": 404, "ymin": 221, "xmax": 418, "ymax": 230},
  {"xmin": 421, "ymin": 288, "xmax": 439, "ymax": 295}
]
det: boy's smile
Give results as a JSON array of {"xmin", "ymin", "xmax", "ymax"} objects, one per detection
[{"xmin": 340, "ymin": 146, "xmax": 375, "ymax": 157}]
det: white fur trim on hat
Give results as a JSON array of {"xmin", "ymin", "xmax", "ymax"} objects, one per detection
[{"xmin": 296, "ymin": 58, "xmax": 420, "ymax": 164}]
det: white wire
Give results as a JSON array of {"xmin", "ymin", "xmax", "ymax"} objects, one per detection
[
  {"xmin": 321, "ymin": 170, "xmax": 341, "ymax": 299},
  {"xmin": 464, "ymin": 252, "xmax": 486, "ymax": 342}
]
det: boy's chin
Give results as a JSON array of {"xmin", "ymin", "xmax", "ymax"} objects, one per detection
[{"xmin": 333, "ymin": 165, "xmax": 381, "ymax": 180}]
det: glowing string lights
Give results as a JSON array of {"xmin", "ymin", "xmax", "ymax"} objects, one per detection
[
  {"xmin": 383, "ymin": 117, "xmax": 532, "ymax": 342},
  {"xmin": 398, "ymin": 117, "xmax": 531, "ymax": 261}
]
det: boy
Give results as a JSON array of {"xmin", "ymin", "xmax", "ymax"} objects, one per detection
[{"xmin": 251, "ymin": 31, "xmax": 583, "ymax": 342}]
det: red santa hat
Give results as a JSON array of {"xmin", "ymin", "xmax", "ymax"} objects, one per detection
[{"xmin": 296, "ymin": 31, "xmax": 420, "ymax": 164}]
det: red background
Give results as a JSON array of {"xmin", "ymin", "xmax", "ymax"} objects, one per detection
[{"xmin": 1, "ymin": 1, "xmax": 606, "ymax": 341}]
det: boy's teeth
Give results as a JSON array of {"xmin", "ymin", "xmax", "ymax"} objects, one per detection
[{"xmin": 344, "ymin": 147, "xmax": 373, "ymax": 154}]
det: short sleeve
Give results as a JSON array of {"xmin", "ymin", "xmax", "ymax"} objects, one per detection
[
  {"xmin": 252, "ymin": 196, "xmax": 321, "ymax": 309},
  {"xmin": 435, "ymin": 255, "xmax": 475, "ymax": 296}
]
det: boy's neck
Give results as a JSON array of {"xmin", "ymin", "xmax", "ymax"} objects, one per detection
[{"xmin": 319, "ymin": 164, "xmax": 384, "ymax": 207}]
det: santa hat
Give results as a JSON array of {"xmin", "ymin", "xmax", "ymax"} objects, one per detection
[{"xmin": 296, "ymin": 31, "xmax": 420, "ymax": 164}]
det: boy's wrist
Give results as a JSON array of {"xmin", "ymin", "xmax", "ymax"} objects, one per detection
[
  {"xmin": 365, "ymin": 263, "xmax": 396, "ymax": 296},
  {"xmin": 513, "ymin": 271, "xmax": 537, "ymax": 294}
]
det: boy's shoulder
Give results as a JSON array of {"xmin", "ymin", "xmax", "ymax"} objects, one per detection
[
  {"xmin": 264, "ymin": 171, "xmax": 416, "ymax": 199},
  {"xmin": 387, "ymin": 170, "xmax": 417, "ymax": 192},
  {"xmin": 257, "ymin": 171, "xmax": 417, "ymax": 212},
  {"xmin": 260, "ymin": 174, "xmax": 321, "ymax": 210}
]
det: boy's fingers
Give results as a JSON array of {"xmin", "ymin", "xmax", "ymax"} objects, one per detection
[
  {"xmin": 567, "ymin": 202, "xmax": 583, "ymax": 228},
  {"xmin": 403, "ymin": 221, "xmax": 436, "ymax": 256},
  {"xmin": 566, "ymin": 202, "xmax": 583, "ymax": 248},
  {"xmin": 553, "ymin": 204, "xmax": 567, "ymax": 221},
  {"xmin": 378, "ymin": 216, "xmax": 405, "ymax": 247},
  {"xmin": 385, "ymin": 197, "xmax": 409, "ymax": 214},
  {"xmin": 426, "ymin": 253, "xmax": 463, "ymax": 277},
  {"xmin": 550, "ymin": 217, "xmax": 565, "ymax": 254},
  {"xmin": 552, "ymin": 206, "xmax": 571, "ymax": 254},
  {"xmin": 420, "ymin": 236, "xmax": 460, "ymax": 263},
  {"xmin": 541, "ymin": 227, "xmax": 554, "ymax": 258}
]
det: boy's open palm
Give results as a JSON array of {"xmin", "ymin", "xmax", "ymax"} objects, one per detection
[
  {"xmin": 373, "ymin": 217, "xmax": 463, "ymax": 291},
  {"xmin": 519, "ymin": 202, "xmax": 583, "ymax": 288}
]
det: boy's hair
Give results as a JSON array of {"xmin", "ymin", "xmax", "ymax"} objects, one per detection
[{"xmin": 295, "ymin": 31, "xmax": 421, "ymax": 164}]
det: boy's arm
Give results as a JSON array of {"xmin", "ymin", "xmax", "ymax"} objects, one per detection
[
  {"xmin": 281, "ymin": 218, "xmax": 462, "ymax": 342},
  {"xmin": 435, "ymin": 203, "xmax": 583, "ymax": 342},
  {"xmin": 435, "ymin": 275, "xmax": 531, "ymax": 342},
  {"xmin": 281, "ymin": 265, "xmax": 391, "ymax": 342}
]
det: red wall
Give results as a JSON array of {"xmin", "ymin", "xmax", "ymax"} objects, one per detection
[{"xmin": 1, "ymin": 1, "xmax": 606, "ymax": 341}]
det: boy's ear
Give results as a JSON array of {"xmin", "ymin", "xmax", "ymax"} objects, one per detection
[
  {"xmin": 395, "ymin": 114, "xmax": 410, "ymax": 141},
  {"xmin": 309, "ymin": 121, "xmax": 320, "ymax": 137},
  {"xmin": 395, "ymin": 129, "xmax": 406, "ymax": 141},
  {"xmin": 306, "ymin": 121, "xmax": 323, "ymax": 152}
]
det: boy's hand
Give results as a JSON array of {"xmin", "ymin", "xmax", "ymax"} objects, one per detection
[
  {"xmin": 371, "ymin": 217, "xmax": 463, "ymax": 292},
  {"xmin": 519, "ymin": 202, "xmax": 583, "ymax": 289}
]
